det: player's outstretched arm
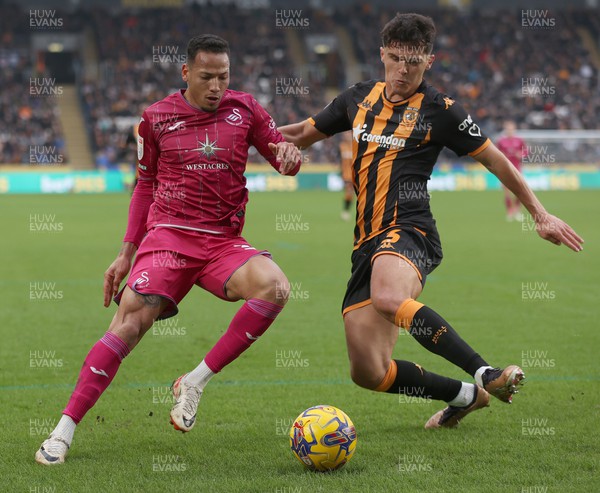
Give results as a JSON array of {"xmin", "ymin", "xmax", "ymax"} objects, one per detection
[
  {"xmin": 278, "ymin": 120, "xmax": 328, "ymax": 149},
  {"xmin": 475, "ymin": 143, "xmax": 584, "ymax": 252}
]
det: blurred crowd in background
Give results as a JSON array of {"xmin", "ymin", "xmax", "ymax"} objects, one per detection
[{"xmin": 1, "ymin": 3, "xmax": 598, "ymax": 166}]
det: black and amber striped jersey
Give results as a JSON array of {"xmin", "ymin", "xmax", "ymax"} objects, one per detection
[{"xmin": 309, "ymin": 79, "xmax": 491, "ymax": 249}]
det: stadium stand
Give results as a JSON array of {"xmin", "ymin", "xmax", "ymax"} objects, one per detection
[
  {"xmin": 343, "ymin": 7, "xmax": 600, "ymax": 135},
  {"xmin": 1, "ymin": 3, "xmax": 598, "ymax": 166},
  {"xmin": 0, "ymin": 4, "xmax": 68, "ymax": 164}
]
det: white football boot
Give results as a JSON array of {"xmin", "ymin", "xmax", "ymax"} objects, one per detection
[
  {"xmin": 170, "ymin": 374, "xmax": 202, "ymax": 432},
  {"xmin": 35, "ymin": 435, "xmax": 70, "ymax": 465}
]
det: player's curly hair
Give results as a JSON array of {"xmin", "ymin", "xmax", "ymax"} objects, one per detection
[
  {"xmin": 187, "ymin": 34, "xmax": 230, "ymax": 63},
  {"xmin": 381, "ymin": 13, "xmax": 436, "ymax": 53}
]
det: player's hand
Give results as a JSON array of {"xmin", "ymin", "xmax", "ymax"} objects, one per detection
[
  {"xmin": 268, "ymin": 142, "xmax": 302, "ymax": 175},
  {"xmin": 103, "ymin": 255, "xmax": 133, "ymax": 307},
  {"xmin": 534, "ymin": 213, "xmax": 584, "ymax": 252}
]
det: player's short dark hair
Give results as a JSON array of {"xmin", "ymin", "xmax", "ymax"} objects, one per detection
[
  {"xmin": 381, "ymin": 13, "xmax": 436, "ymax": 54},
  {"xmin": 187, "ymin": 34, "xmax": 230, "ymax": 63}
]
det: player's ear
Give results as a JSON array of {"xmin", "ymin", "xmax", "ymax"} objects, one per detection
[
  {"xmin": 426, "ymin": 54, "xmax": 435, "ymax": 70},
  {"xmin": 181, "ymin": 63, "xmax": 189, "ymax": 82},
  {"xmin": 380, "ymin": 47, "xmax": 385, "ymax": 63}
]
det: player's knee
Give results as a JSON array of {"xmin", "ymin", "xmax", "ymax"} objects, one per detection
[
  {"xmin": 349, "ymin": 367, "xmax": 369, "ymax": 389},
  {"xmin": 371, "ymin": 292, "xmax": 407, "ymax": 321},
  {"xmin": 349, "ymin": 359, "xmax": 387, "ymax": 390},
  {"xmin": 349, "ymin": 366, "xmax": 384, "ymax": 391},
  {"xmin": 252, "ymin": 271, "xmax": 290, "ymax": 306},
  {"xmin": 109, "ymin": 313, "xmax": 155, "ymax": 350},
  {"xmin": 109, "ymin": 322, "xmax": 140, "ymax": 350}
]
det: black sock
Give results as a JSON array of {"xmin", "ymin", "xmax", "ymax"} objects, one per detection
[
  {"xmin": 409, "ymin": 306, "xmax": 487, "ymax": 377},
  {"xmin": 343, "ymin": 198, "xmax": 351, "ymax": 211},
  {"xmin": 384, "ymin": 360, "xmax": 461, "ymax": 402}
]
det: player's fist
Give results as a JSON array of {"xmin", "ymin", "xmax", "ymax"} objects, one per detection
[{"xmin": 269, "ymin": 142, "xmax": 302, "ymax": 175}]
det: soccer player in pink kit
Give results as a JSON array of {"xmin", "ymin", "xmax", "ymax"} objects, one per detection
[
  {"xmin": 36, "ymin": 34, "xmax": 302, "ymax": 465},
  {"xmin": 497, "ymin": 120, "xmax": 527, "ymax": 221}
]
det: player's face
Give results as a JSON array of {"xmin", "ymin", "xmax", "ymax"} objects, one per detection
[
  {"xmin": 182, "ymin": 51, "xmax": 230, "ymax": 112},
  {"xmin": 504, "ymin": 120, "xmax": 516, "ymax": 135},
  {"xmin": 380, "ymin": 45, "xmax": 433, "ymax": 102}
]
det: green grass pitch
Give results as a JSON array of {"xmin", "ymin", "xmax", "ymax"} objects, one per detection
[{"xmin": 1, "ymin": 190, "xmax": 598, "ymax": 492}]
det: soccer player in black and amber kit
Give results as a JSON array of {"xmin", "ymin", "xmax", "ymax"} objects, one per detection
[{"xmin": 280, "ymin": 13, "xmax": 583, "ymax": 428}]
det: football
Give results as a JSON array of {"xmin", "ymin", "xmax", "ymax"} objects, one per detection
[{"xmin": 289, "ymin": 405, "xmax": 357, "ymax": 472}]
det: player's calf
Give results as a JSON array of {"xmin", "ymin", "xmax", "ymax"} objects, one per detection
[{"xmin": 34, "ymin": 329, "xmax": 133, "ymax": 465}]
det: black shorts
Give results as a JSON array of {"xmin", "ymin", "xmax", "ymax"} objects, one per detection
[{"xmin": 341, "ymin": 226, "xmax": 443, "ymax": 315}]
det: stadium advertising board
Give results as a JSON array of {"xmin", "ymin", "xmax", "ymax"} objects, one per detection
[{"xmin": 1, "ymin": 169, "xmax": 599, "ymax": 194}]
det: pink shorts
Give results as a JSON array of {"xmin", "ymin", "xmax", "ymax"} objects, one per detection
[{"xmin": 115, "ymin": 226, "xmax": 270, "ymax": 319}]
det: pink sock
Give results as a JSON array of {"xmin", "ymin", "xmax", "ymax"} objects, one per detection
[
  {"xmin": 63, "ymin": 332, "xmax": 130, "ymax": 423},
  {"xmin": 205, "ymin": 299, "xmax": 283, "ymax": 372}
]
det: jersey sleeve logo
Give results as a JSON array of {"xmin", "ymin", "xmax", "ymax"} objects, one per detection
[
  {"xmin": 458, "ymin": 114, "xmax": 482, "ymax": 137},
  {"xmin": 443, "ymin": 97, "xmax": 455, "ymax": 110},
  {"xmin": 137, "ymin": 135, "xmax": 144, "ymax": 160}
]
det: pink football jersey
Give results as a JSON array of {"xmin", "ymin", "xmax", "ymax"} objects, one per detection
[
  {"xmin": 132, "ymin": 89, "xmax": 295, "ymax": 239},
  {"xmin": 497, "ymin": 135, "xmax": 526, "ymax": 169}
]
